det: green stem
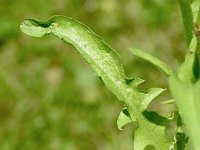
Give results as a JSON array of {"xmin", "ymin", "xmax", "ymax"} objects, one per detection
[{"xmin": 178, "ymin": 0, "xmax": 194, "ymax": 46}]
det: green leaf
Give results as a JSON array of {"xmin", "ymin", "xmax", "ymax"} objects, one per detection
[
  {"xmin": 166, "ymin": 112, "xmax": 188, "ymax": 150},
  {"xmin": 131, "ymin": 91, "xmax": 171, "ymax": 150},
  {"xmin": 141, "ymin": 88, "xmax": 166, "ymax": 111},
  {"xmin": 176, "ymin": 132, "xmax": 188, "ymax": 150},
  {"xmin": 20, "ymin": 15, "xmax": 129, "ymax": 103},
  {"xmin": 20, "ymin": 19, "xmax": 50, "ymax": 37},
  {"xmin": 133, "ymin": 114, "xmax": 170, "ymax": 150},
  {"xmin": 20, "ymin": 15, "xmax": 172, "ymax": 150},
  {"xmin": 118, "ymin": 110, "xmax": 171, "ymax": 150},
  {"xmin": 178, "ymin": 0, "xmax": 194, "ymax": 46},
  {"xmin": 142, "ymin": 111, "xmax": 170, "ymax": 126},
  {"xmin": 129, "ymin": 48, "xmax": 173, "ymax": 76},
  {"xmin": 169, "ymin": 3, "xmax": 200, "ymax": 147},
  {"xmin": 192, "ymin": 1, "xmax": 200, "ymax": 79},
  {"xmin": 191, "ymin": 0, "xmax": 200, "ymax": 22},
  {"xmin": 178, "ymin": 0, "xmax": 200, "ymax": 80},
  {"xmin": 125, "ymin": 77, "xmax": 145, "ymax": 88},
  {"xmin": 117, "ymin": 108, "xmax": 135, "ymax": 130}
]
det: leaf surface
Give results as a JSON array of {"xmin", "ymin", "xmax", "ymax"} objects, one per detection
[
  {"xmin": 129, "ymin": 48, "xmax": 172, "ymax": 76},
  {"xmin": 117, "ymin": 108, "xmax": 135, "ymax": 130},
  {"xmin": 20, "ymin": 15, "xmax": 172, "ymax": 150}
]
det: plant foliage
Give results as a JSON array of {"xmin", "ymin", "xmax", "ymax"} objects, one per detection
[{"xmin": 20, "ymin": 0, "xmax": 200, "ymax": 149}]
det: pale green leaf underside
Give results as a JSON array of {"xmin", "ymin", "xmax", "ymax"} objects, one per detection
[
  {"xmin": 129, "ymin": 48, "xmax": 173, "ymax": 76},
  {"xmin": 20, "ymin": 15, "xmax": 171, "ymax": 150}
]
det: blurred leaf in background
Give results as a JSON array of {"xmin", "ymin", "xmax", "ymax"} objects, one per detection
[{"xmin": 0, "ymin": 0, "xmax": 185, "ymax": 149}]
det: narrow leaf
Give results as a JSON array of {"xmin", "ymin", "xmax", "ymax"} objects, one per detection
[
  {"xmin": 178, "ymin": 0, "xmax": 194, "ymax": 46},
  {"xmin": 193, "ymin": 2, "xmax": 200, "ymax": 79},
  {"xmin": 129, "ymin": 48, "xmax": 173, "ymax": 76}
]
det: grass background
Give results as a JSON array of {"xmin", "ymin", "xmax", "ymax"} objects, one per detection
[{"xmin": 0, "ymin": 0, "xmax": 186, "ymax": 149}]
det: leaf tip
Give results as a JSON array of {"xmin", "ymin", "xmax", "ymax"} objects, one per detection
[
  {"xmin": 20, "ymin": 19, "xmax": 49, "ymax": 37},
  {"xmin": 117, "ymin": 108, "xmax": 135, "ymax": 130}
]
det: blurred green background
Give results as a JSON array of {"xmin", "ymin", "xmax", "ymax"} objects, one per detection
[{"xmin": 0, "ymin": 0, "xmax": 186, "ymax": 149}]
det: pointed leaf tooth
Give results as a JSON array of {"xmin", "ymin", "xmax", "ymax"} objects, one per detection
[
  {"xmin": 126, "ymin": 77, "xmax": 145, "ymax": 88},
  {"xmin": 133, "ymin": 114, "xmax": 171, "ymax": 150},
  {"xmin": 117, "ymin": 108, "xmax": 136, "ymax": 130},
  {"xmin": 140, "ymin": 88, "xmax": 166, "ymax": 111}
]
